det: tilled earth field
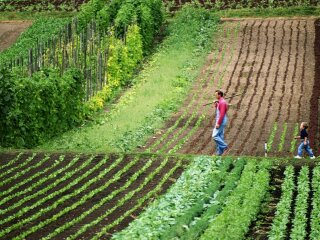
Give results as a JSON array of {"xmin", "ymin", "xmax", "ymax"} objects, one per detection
[
  {"xmin": 140, "ymin": 18, "xmax": 320, "ymax": 157},
  {"xmin": 0, "ymin": 20, "xmax": 32, "ymax": 52}
]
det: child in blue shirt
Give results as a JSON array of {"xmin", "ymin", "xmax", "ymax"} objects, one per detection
[{"xmin": 294, "ymin": 122, "xmax": 316, "ymax": 159}]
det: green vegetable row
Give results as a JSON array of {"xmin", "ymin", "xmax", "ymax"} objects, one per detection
[{"xmin": 269, "ymin": 165, "xmax": 295, "ymax": 240}]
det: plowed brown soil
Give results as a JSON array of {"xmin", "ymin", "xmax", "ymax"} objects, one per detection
[
  {"xmin": 0, "ymin": 21, "xmax": 32, "ymax": 52},
  {"xmin": 140, "ymin": 18, "xmax": 319, "ymax": 157}
]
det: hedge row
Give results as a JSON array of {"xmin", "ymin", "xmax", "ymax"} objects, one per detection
[{"xmin": 0, "ymin": 68, "xmax": 84, "ymax": 148}]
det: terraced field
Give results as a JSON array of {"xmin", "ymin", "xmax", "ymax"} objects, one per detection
[{"xmin": 141, "ymin": 18, "xmax": 320, "ymax": 157}]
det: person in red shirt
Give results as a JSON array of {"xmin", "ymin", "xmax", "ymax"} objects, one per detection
[{"xmin": 212, "ymin": 90, "xmax": 229, "ymax": 156}]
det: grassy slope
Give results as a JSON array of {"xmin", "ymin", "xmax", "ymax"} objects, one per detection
[{"xmin": 38, "ymin": 7, "xmax": 220, "ymax": 152}]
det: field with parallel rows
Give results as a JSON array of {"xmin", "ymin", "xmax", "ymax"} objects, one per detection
[
  {"xmin": 0, "ymin": 152, "xmax": 188, "ymax": 239},
  {"xmin": 141, "ymin": 18, "xmax": 320, "ymax": 157}
]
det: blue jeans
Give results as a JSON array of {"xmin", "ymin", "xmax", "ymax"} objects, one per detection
[
  {"xmin": 297, "ymin": 140, "xmax": 314, "ymax": 157},
  {"xmin": 212, "ymin": 116, "xmax": 228, "ymax": 155}
]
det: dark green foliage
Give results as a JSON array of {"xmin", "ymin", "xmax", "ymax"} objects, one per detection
[
  {"xmin": 78, "ymin": 0, "xmax": 164, "ymax": 53},
  {"xmin": 0, "ymin": 68, "xmax": 85, "ymax": 148}
]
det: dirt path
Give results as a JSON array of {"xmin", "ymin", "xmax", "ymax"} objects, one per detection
[
  {"xmin": 0, "ymin": 21, "xmax": 32, "ymax": 52},
  {"xmin": 139, "ymin": 18, "xmax": 319, "ymax": 157}
]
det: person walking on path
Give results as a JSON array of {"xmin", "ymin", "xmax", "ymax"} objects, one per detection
[
  {"xmin": 212, "ymin": 90, "xmax": 229, "ymax": 156},
  {"xmin": 294, "ymin": 122, "xmax": 316, "ymax": 159}
]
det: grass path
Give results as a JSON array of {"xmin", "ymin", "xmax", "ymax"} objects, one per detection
[{"xmin": 39, "ymin": 7, "xmax": 221, "ymax": 152}]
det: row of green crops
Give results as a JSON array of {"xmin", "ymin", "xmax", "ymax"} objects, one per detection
[
  {"xmin": 112, "ymin": 157, "xmax": 320, "ymax": 240},
  {"xmin": 164, "ymin": 0, "xmax": 320, "ymax": 10},
  {"xmin": 0, "ymin": 0, "xmax": 87, "ymax": 12},
  {"xmin": 0, "ymin": 151, "xmax": 187, "ymax": 239},
  {"xmin": 112, "ymin": 158, "xmax": 272, "ymax": 240},
  {"xmin": 265, "ymin": 122, "xmax": 312, "ymax": 155},
  {"xmin": 270, "ymin": 164, "xmax": 320, "ymax": 240}
]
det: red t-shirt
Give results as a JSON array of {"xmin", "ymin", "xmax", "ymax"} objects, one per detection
[{"xmin": 217, "ymin": 98, "xmax": 228, "ymax": 125}]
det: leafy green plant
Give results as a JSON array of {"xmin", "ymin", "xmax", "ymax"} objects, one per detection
[
  {"xmin": 310, "ymin": 165, "xmax": 320, "ymax": 240},
  {"xmin": 267, "ymin": 122, "xmax": 278, "ymax": 152},
  {"xmin": 269, "ymin": 165, "xmax": 295, "ymax": 240},
  {"xmin": 0, "ymin": 68, "xmax": 85, "ymax": 148},
  {"xmin": 200, "ymin": 160, "xmax": 271, "ymax": 240},
  {"xmin": 290, "ymin": 166, "xmax": 310, "ymax": 240},
  {"xmin": 278, "ymin": 123, "xmax": 288, "ymax": 152},
  {"xmin": 112, "ymin": 156, "xmax": 226, "ymax": 239},
  {"xmin": 161, "ymin": 158, "xmax": 245, "ymax": 239},
  {"xmin": 290, "ymin": 123, "xmax": 300, "ymax": 153}
]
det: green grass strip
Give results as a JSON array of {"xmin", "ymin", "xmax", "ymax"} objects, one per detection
[
  {"xmin": 310, "ymin": 165, "xmax": 320, "ymax": 240},
  {"xmin": 290, "ymin": 166, "xmax": 310, "ymax": 240},
  {"xmin": 269, "ymin": 165, "xmax": 295, "ymax": 240},
  {"xmin": 214, "ymin": 6, "xmax": 320, "ymax": 19},
  {"xmin": 0, "ymin": 153, "xmax": 36, "ymax": 182}
]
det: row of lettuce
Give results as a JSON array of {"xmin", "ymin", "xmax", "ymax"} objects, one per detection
[
  {"xmin": 112, "ymin": 156, "xmax": 320, "ymax": 240},
  {"xmin": 0, "ymin": 0, "xmax": 165, "ymax": 148}
]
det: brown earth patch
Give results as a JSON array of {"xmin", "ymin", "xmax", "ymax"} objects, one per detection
[
  {"xmin": 139, "ymin": 18, "xmax": 319, "ymax": 157},
  {"xmin": 0, "ymin": 20, "xmax": 32, "ymax": 52}
]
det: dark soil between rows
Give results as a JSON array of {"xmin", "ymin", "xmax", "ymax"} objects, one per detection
[{"xmin": 0, "ymin": 152, "xmax": 189, "ymax": 240}]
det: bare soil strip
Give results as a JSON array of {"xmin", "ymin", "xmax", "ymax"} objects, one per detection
[{"xmin": 0, "ymin": 21, "xmax": 32, "ymax": 52}]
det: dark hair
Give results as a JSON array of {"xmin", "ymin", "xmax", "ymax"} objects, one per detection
[{"xmin": 215, "ymin": 90, "xmax": 224, "ymax": 97}]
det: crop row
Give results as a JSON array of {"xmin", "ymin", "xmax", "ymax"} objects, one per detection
[
  {"xmin": 0, "ymin": 152, "xmax": 185, "ymax": 239},
  {"xmin": 269, "ymin": 164, "xmax": 320, "ymax": 240},
  {"xmin": 269, "ymin": 165, "xmax": 295, "ymax": 240},
  {"xmin": 113, "ymin": 158, "xmax": 273, "ymax": 240},
  {"xmin": 143, "ymin": 24, "xmax": 239, "ymax": 155}
]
